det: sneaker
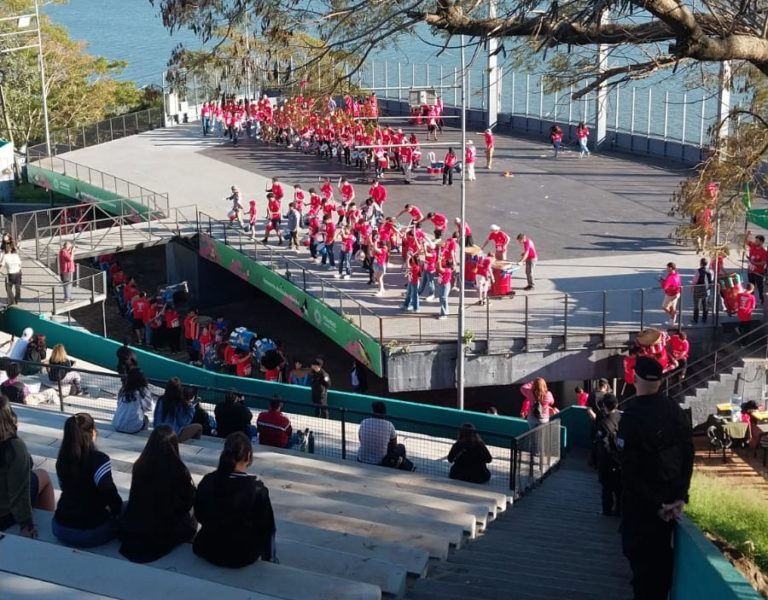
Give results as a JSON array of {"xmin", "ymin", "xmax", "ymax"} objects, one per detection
[
  {"xmin": 333, "ymin": 273, "xmax": 341, "ymax": 279},
  {"xmin": 425, "ymin": 295, "xmax": 436, "ymax": 302},
  {"xmin": 375, "ymin": 291, "xmax": 384, "ymax": 297},
  {"xmin": 523, "ymin": 285, "xmax": 534, "ymax": 291},
  {"xmin": 342, "ymin": 275, "xmax": 351, "ymax": 280}
]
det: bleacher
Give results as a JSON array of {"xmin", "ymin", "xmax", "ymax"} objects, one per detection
[{"xmin": 3, "ymin": 404, "xmax": 510, "ymax": 599}]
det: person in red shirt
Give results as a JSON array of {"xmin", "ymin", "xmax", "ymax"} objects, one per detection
[
  {"xmin": 232, "ymin": 350, "xmax": 253, "ymax": 378},
  {"xmin": 320, "ymin": 177, "xmax": 334, "ymax": 200},
  {"xmin": 262, "ymin": 192, "xmax": 282, "ymax": 245},
  {"xmin": 58, "ymin": 241, "xmax": 75, "ymax": 302},
  {"xmin": 455, "ymin": 218, "xmax": 473, "ymax": 247},
  {"xmin": 517, "ymin": 233, "xmax": 538, "ymax": 291},
  {"xmin": 245, "ymin": 199, "xmax": 258, "ymax": 240},
  {"xmin": 183, "ymin": 309, "xmax": 199, "ymax": 362},
  {"xmin": 339, "ymin": 177, "xmax": 355, "ymax": 204},
  {"xmin": 667, "ymin": 329, "xmax": 690, "ymax": 380},
  {"xmin": 481, "ymin": 225, "xmax": 510, "ymax": 260},
  {"xmin": 321, "ymin": 216, "xmax": 337, "ymax": 268},
  {"xmin": 442, "ymin": 147, "xmax": 457, "ymax": 186},
  {"xmin": 293, "ymin": 184, "xmax": 306, "ymax": 215},
  {"xmin": 131, "ymin": 292, "xmax": 150, "ymax": 344},
  {"xmin": 256, "ymin": 398, "xmax": 295, "ymax": 448},
  {"xmin": 122, "ymin": 278, "xmax": 139, "ymax": 312},
  {"xmin": 575, "ymin": 386, "xmax": 589, "ymax": 407},
  {"xmin": 164, "ymin": 305, "xmax": 182, "ymax": 352},
  {"xmin": 369, "ymin": 180, "xmax": 387, "ymax": 207},
  {"xmin": 396, "ymin": 204, "xmax": 423, "ymax": 226},
  {"xmin": 270, "ymin": 177, "xmax": 284, "ymax": 202},
  {"xmin": 475, "ymin": 253, "xmax": 494, "ymax": 306},
  {"xmin": 144, "ymin": 299, "xmax": 164, "ymax": 349},
  {"xmin": 436, "ymin": 258, "xmax": 454, "ymax": 319},
  {"xmin": 745, "ymin": 231, "xmax": 767, "ymax": 305},
  {"xmin": 736, "ymin": 283, "xmax": 757, "ymax": 339},
  {"xmin": 483, "ymin": 129, "xmax": 494, "ymax": 169},
  {"xmin": 401, "ymin": 255, "xmax": 421, "ymax": 312},
  {"xmin": 421, "ymin": 212, "xmax": 447, "ymax": 240},
  {"xmin": 465, "ymin": 141, "xmax": 477, "ymax": 181}
]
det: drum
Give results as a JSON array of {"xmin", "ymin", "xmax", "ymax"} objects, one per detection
[
  {"xmin": 229, "ymin": 326, "xmax": 257, "ymax": 352},
  {"xmin": 463, "ymin": 245, "xmax": 482, "ymax": 286},
  {"xmin": 490, "ymin": 261, "xmax": 514, "ymax": 296}
]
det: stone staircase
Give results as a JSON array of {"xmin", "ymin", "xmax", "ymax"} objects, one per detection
[{"xmin": 407, "ymin": 451, "xmax": 632, "ymax": 600}]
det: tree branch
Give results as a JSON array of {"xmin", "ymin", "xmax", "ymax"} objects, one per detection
[{"xmin": 572, "ymin": 56, "xmax": 681, "ymax": 98}]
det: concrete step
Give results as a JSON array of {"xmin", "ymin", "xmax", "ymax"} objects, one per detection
[
  {"xmin": 0, "ymin": 534, "xmax": 283, "ymax": 600},
  {"xmin": 1, "ymin": 572, "xmax": 114, "ymax": 600}
]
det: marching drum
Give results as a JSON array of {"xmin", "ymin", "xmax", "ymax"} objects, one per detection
[
  {"xmin": 490, "ymin": 260, "xmax": 516, "ymax": 296},
  {"xmin": 463, "ymin": 245, "xmax": 482, "ymax": 287},
  {"xmin": 229, "ymin": 326, "xmax": 257, "ymax": 352}
]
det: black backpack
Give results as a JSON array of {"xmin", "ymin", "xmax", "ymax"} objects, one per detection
[{"xmin": 1, "ymin": 381, "xmax": 25, "ymax": 404}]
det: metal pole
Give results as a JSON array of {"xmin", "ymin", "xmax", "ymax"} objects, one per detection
[
  {"xmin": 35, "ymin": 0, "xmax": 51, "ymax": 156},
  {"xmin": 457, "ymin": 35, "xmax": 467, "ymax": 411},
  {"xmin": 681, "ymin": 92, "xmax": 688, "ymax": 144},
  {"xmin": 663, "ymin": 92, "xmax": 669, "ymax": 140},
  {"xmin": 563, "ymin": 294, "xmax": 569, "ymax": 350}
]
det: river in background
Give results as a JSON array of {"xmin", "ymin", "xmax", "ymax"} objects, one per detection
[{"xmin": 47, "ymin": 0, "xmax": 724, "ymax": 143}]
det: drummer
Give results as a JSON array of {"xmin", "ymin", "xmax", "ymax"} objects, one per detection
[
  {"xmin": 419, "ymin": 211, "xmax": 448, "ymax": 240},
  {"xmin": 475, "ymin": 252, "xmax": 495, "ymax": 306},
  {"xmin": 395, "ymin": 203, "xmax": 424, "ymax": 226},
  {"xmin": 481, "ymin": 225, "xmax": 510, "ymax": 260},
  {"xmin": 455, "ymin": 217, "xmax": 473, "ymax": 247}
]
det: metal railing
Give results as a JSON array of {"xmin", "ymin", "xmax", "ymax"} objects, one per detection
[
  {"xmin": 510, "ymin": 420, "xmax": 562, "ymax": 497},
  {"xmin": 13, "ymin": 266, "xmax": 107, "ymax": 316},
  {"xmin": 26, "ymin": 108, "xmax": 164, "ymax": 158},
  {"xmin": 25, "ymin": 152, "xmax": 170, "ymax": 219},
  {"xmin": 9, "ymin": 357, "xmax": 519, "ymax": 491}
]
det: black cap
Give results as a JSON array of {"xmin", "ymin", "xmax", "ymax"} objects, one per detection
[{"xmin": 634, "ymin": 356, "xmax": 663, "ymax": 382}]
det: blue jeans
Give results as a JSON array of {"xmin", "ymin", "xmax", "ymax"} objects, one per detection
[
  {"xmin": 553, "ymin": 141, "xmax": 561, "ymax": 157},
  {"xmin": 418, "ymin": 271, "xmax": 435, "ymax": 297},
  {"xmin": 322, "ymin": 243, "xmax": 336, "ymax": 267},
  {"xmin": 438, "ymin": 282, "xmax": 451, "ymax": 316},
  {"xmin": 402, "ymin": 283, "xmax": 420, "ymax": 311},
  {"xmin": 52, "ymin": 516, "xmax": 118, "ymax": 548},
  {"xmin": 202, "ymin": 116, "xmax": 211, "ymax": 135},
  {"xmin": 338, "ymin": 251, "xmax": 351, "ymax": 275}
]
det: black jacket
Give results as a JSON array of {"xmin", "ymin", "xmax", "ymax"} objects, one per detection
[
  {"xmin": 618, "ymin": 393, "xmax": 694, "ymax": 516},
  {"xmin": 214, "ymin": 401, "xmax": 254, "ymax": 438},
  {"xmin": 54, "ymin": 449, "xmax": 123, "ymax": 529},
  {"xmin": 448, "ymin": 441, "xmax": 492, "ymax": 484},
  {"xmin": 118, "ymin": 465, "xmax": 196, "ymax": 563},
  {"xmin": 310, "ymin": 369, "xmax": 331, "ymax": 404},
  {"xmin": 193, "ymin": 471, "xmax": 276, "ymax": 567}
]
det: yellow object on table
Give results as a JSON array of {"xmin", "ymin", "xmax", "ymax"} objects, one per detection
[
  {"xmin": 716, "ymin": 403, "xmax": 733, "ymax": 415},
  {"xmin": 722, "ymin": 421, "xmax": 749, "ymax": 440}
]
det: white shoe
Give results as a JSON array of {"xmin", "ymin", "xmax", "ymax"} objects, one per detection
[
  {"xmin": 425, "ymin": 295, "xmax": 435, "ymax": 302},
  {"xmin": 375, "ymin": 291, "xmax": 384, "ymax": 297},
  {"xmin": 342, "ymin": 275, "xmax": 351, "ymax": 280},
  {"xmin": 333, "ymin": 273, "xmax": 341, "ymax": 279}
]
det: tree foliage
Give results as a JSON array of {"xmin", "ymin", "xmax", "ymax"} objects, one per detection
[{"xmin": 0, "ymin": 2, "xmax": 144, "ymax": 149}]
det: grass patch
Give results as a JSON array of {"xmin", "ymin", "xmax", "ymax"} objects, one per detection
[{"xmin": 687, "ymin": 471, "xmax": 768, "ymax": 573}]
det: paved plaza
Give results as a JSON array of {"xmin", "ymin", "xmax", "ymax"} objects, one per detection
[{"xmin": 52, "ymin": 121, "xmax": 753, "ymax": 342}]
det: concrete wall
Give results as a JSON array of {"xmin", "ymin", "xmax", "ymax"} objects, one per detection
[
  {"xmin": 386, "ymin": 343, "xmax": 624, "ymax": 392},
  {"xmin": 672, "ymin": 517, "xmax": 762, "ymax": 600}
]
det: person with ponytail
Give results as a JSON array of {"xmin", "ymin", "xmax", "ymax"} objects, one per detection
[
  {"xmin": 0, "ymin": 395, "xmax": 55, "ymax": 538},
  {"xmin": 193, "ymin": 432, "xmax": 276, "ymax": 567},
  {"xmin": 53, "ymin": 413, "xmax": 123, "ymax": 547},
  {"xmin": 118, "ymin": 426, "xmax": 197, "ymax": 563}
]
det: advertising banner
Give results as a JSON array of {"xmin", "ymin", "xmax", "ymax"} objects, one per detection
[{"xmin": 199, "ymin": 233, "xmax": 384, "ymax": 376}]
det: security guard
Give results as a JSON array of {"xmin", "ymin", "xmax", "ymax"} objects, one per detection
[{"xmin": 617, "ymin": 356, "xmax": 694, "ymax": 600}]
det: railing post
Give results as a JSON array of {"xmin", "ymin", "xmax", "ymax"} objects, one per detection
[
  {"xmin": 302, "ymin": 268, "xmax": 307, "ymax": 291},
  {"xmin": 341, "ymin": 408, "xmax": 347, "ymax": 460},
  {"xmin": 57, "ymin": 378, "xmax": 64, "ymax": 413},
  {"xmin": 51, "ymin": 286, "xmax": 57, "ymax": 314},
  {"xmin": 563, "ymin": 294, "xmax": 569, "ymax": 350},
  {"xmin": 320, "ymin": 280, "xmax": 325, "ymax": 302},
  {"xmin": 640, "ymin": 288, "xmax": 645, "ymax": 330},
  {"xmin": 524, "ymin": 294, "xmax": 529, "ymax": 350},
  {"xmin": 486, "ymin": 298, "xmax": 491, "ymax": 344},
  {"xmin": 379, "ymin": 318, "xmax": 384, "ymax": 346},
  {"xmin": 602, "ymin": 290, "xmax": 607, "ymax": 348}
]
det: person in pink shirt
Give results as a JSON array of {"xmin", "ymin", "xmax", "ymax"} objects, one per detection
[
  {"xmin": 465, "ymin": 141, "xmax": 477, "ymax": 181},
  {"xmin": 576, "ymin": 122, "xmax": 590, "ymax": 157},
  {"xmin": 245, "ymin": 200, "xmax": 258, "ymax": 240},
  {"xmin": 736, "ymin": 283, "xmax": 757, "ymax": 339},
  {"xmin": 372, "ymin": 240, "xmax": 388, "ymax": 296},
  {"xmin": 520, "ymin": 377, "xmax": 555, "ymax": 429},
  {"xmin": 436, "ymin": 258, "xmax": 454, "ymax": 319},
  {"xmin": 667, "ymin": 330, "xmax": 690, "ymax": 380},
  {"xmin": 483, "ymin": 129, "xmax": 494, "ymax": 169},
  {"xmin": 335, "ymin": 226, "xmax": 355, "ymax": 279},
  {"xmin": 517, "ymin": 233, "xmax": 538, "ymax": 291},
  {"xmin": 369, "ymin": 180, "xmax": 387, "ymax": 207},
  {"xmin": 58, "ymin": 241, "xmax": 76, "ymax": 302},
  {"xmin": 575, "ymin": 386, "xmax": 589, "ymax": 407},
  {"xmin": 659, "ymin": 262, "xmax": 682, "ymax": 326},
  {"xmin": 475, "ymin": 253, "xmax": 494, "ymax": 306},
  {"xmin": 482, "ymin": 225, "xmax": 510, "ymax": 260}
]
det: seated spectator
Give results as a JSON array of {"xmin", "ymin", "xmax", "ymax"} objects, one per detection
[
  {"xmin": 1, "ymin": 362, "xmax": 58, "ymax": 406},
  {"xmin": 153, "ymin": 377, "xmax": 203, "ymax": 442},
  {"xmin": 46, "ymin": 343, "xmax": 83, "ymax": 396},
  {"xmin": 118, "ymin": 426, "xmax": 197, "ymax": 563},
  {"xmin": 186, "ymin": 386, "xmax": 215, "ymax": 436},
  {"xmin": 21, "ymin": 333, "xmax": 46, "ymax": 375},
  {"xmin": 112, "ymin": 368, "xmax": 154, "ymax": 434},
  {"xmin": 358, "ymin": 401, "xmax": 415, "ymax": 470},
  {"xmin": 447, "ymin": 423, "xmax": 493, "ymax": 484},
  {"xmin": 116, "ymin": 339, "xmax": 139, "ymax": 376},
  {"xmin": 256, "ymin": 397, "xmax": 296, "ymax": 448},
  {"xmin": 214, "ymin": 389, "xmax": 255, "ymax": 439},
  {"xmin": 0, "ymin": 395, "xmax": 55, "ymax": 538},
  {"xmin": 53, "ymin": 413, "xmax": 123, "ymax": 547},
  {"xmin": 193, "ymin": 432, "xmax": 276, "ymax": 567}
]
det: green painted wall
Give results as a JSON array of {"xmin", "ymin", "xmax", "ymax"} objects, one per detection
[
  {"xmin": 554, "ymin": 406, "xmax": 592, "ymax": 449},
  {"xmin": 672, "ymin": 517, "xmax": 763, "ymax": 600},
  {"xmin": 3, "ymin": 308, "xmax": 535, "ymax": 446}
]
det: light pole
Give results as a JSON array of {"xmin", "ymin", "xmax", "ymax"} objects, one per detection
[
  {"xmin": 33, "ymin": 0, "xmax": 51, "ymax": 157},
  {"xmin": 457, "ymin": 36, "xmax": 467, "ymax": 410}
]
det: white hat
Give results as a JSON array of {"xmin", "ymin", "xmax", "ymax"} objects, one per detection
[
  {"xmin": 467, "ymin": 140, "xmax": 474, "ymax": 145},
  {"xmin": 485, "ymin": 128, "xmax": 492, "ymax": 133},
  {"xmin": 21, "ymin": 327, "xmax": 33, "ymax": 339},
  {"xmin": 490, "ymin": 224, "xmax": 501, "ymax": 232}
]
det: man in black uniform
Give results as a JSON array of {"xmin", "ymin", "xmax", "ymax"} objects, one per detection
[
  {"xmin": 310, "ymin": 358, "xmax": 331, "ymax": 418},
  {"xmin": 617, "ymin": 356, "xmax": 694, "ymax": 600}
]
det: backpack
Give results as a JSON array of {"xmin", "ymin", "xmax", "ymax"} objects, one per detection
[
  {"xmin": 1, "ymin": 381, "xmax": 25, "ymax": 404},
  {"xmin": 21, "ymin": 335, "xmax": 46, "ymax": 375},
  {"xmin": 532, "ymin": 399, "xmax": 544, "ymax": 420}
]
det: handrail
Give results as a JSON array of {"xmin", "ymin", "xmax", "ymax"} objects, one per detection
[
  {"xmin": 13, "ymin": 268, "xmax": 107, "ymax": 315},
  {"xmin": 510, "ymin": 420, "xmax": 562, "ymax": 497}
]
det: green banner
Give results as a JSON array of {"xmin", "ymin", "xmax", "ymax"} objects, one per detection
[
  {"xmin": 747, "ymin": 208, "xmax": 768, "ymax": 231},
  {"xmin": 199, "ymin": 233, "xmax": 384, "ymax": 377},
  {"xmin": 27, "ymin": 163, "xmax": 154, "ymax": 221}
]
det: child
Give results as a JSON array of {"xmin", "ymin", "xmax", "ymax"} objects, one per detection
[{"xmin": 736, "ymin": 282, "xmax": 757, "ymax": 340}]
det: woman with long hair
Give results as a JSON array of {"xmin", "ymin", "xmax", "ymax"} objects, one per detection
[
  {"xmin": 0, "ymin": 395, "xmax": 55, "ymax": 538},
  {"xmin": 118, "ymin": 426, "xmax": 197, "ymax": 562},
  {"xmin": 447, "ymin": 423, "xmax": 493, "ymax": 484},
  {"xmin": 112, "ymin": 368, "xmax": 154, "ymax": 434},
  {"xmin": 53, "ymin": 413, "xmax": 123, "ymax": 547},
  {"xmin": 520, "ymin": 377, "xmax": 556, "ymax": 429},
  {"xmin": 46, "ymin": 343, "xmax": 83, "ymax": 395},
  {"xmin": 193, "ymin": 432, "xmax": 276, "ymax": 567},
  {"xmin": 153, "ymin": 378, "xmax": 202, "ymax": 442}
]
